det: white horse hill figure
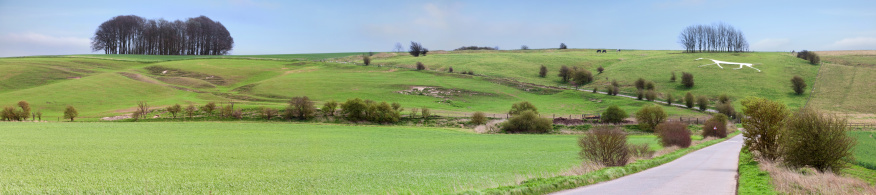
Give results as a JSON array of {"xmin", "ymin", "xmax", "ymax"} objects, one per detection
[{"xmin": 695, "ymin": 58, "xmax": 761, "ymax": 72}]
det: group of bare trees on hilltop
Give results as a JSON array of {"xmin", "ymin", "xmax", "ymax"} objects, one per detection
[
  {"xmin": 678, "ymin": 23, "xmax": 749, "ymax": 53},
  {"xmin": 91, "ymin": 15, "xmax": 234, "ymax": 55}
]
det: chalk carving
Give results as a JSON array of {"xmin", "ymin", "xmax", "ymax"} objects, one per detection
[{"xmin": 695, "ymin": 58, "xmax": 761, "ymax": 72}]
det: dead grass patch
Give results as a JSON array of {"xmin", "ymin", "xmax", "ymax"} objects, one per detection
[{"xmin": 759, "ymin": 160, "xmax": 876, "ymax": 194}]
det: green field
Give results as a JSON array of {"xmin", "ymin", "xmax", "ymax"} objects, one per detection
[
  {"xmin": 0, "ymin": 122, "xmax": 662, "ymax": 194},
  {"xmin": 850, "ymin": 131, "xmax": 876, "ymax": 170},
  {"xmin": 809, "ymin": 53, "xmax": 876, "ymax": 115},
  {"xmin": 61, "ymin": 52, "xmax": 364, "ymax": 62}
]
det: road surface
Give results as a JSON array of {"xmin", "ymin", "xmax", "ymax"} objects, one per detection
[{"xmin": 552, "ymin": 134, "xmax": 744, "ymax": 195}]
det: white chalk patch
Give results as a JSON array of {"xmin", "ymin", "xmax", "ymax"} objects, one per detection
[{"xmin": 697, "ymin": 58, "xmax": 761, "ymax": 72}]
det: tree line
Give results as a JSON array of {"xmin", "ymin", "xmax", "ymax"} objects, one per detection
[
  {"xmin": 91, "ymin": 15, "xmax": 234, "ymax": 55},
  {"xmin": 678, "ymin": 23, "xmax": 749, "ymax": 53}
]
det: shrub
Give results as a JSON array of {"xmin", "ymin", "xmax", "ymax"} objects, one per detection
[
  {"xmin": 17, "ymin": 101, "xmax": 30, "ymax": 121},
  {"xmin": 521, "ymin": 45, "xmax": 529, "ymax": 50},
  {"xmin": 341, "ymin": 98, "xmax": 367, "ymax": 121},
  {"xmin": 184, "ymin": 104, "xmax": 196, "ymax": 119},
  {"xmin": 602, "ymin": 105, "xmax": 628, "ymax": 124},
  {"xmin": 35, "ymin": 110, "xmax": 42, "ymax": 121},
  {"xmin": 645, "ymin": 90, "xmax": 657, "ymax": 101},
  {"xmin": 634, "ymin": 78, "xmax": 646, "ymax": 90},
  {"xmin": 219, "ymin": 105, "xmax": 233, "ymax": 119},
  {"xmin": 578, "ymin": 126, "xmax": 629, "ymax": 166},
  {"xmin": 610, "ymin": 86, "xmax": 619, "ymax": 96},
  {"xmin": 391, "ymin": 102, "xmax": 403, "ymax": 113},
  {"xmin": 611, "ymin": 79, "xmax": 619, "ymax": 88},
  {"xmin": 409, "ymin": 41, "xmax": 422, "ymax": 57},
  {"xmin": 627, "ymin": 143, "xmax": 655, "ymax": 159},
  {"xmin": 538, "ymin": 65, "xmax": 547, "ymax": 78},
  {"xmin": 558, "ymin": 65, "xmax": 571, "ymax": 83},
  {"xmin": 559, "ymin": 43, "xmax": 567, "ymax": 49},
  {"xmin": 645, "ymin": 81, "xmax": 655, "ymax": 90},
  {"xmin": 597, "ymin": 66, "xmax": 604, "ymax": 74},
  {"xmin": 369, "ymin": 101, "xmax": 400, "ymax": 123},
  {"xmin": 572, "ymin": 69, "xmax": 593, "ymax": 85},
  {"xmin": 471, "ymin": 111, "xmax": 487, "ymax": 125},
  {"xmin": 409, "ymin": 107, "xmax": 418, "ymax": 119},
  {"xmin": 136, "ymin": 101, "xmax": 149, "ymax": 119},
  {"xmin": 636, "ymin": 89, "xmax": 644, "ymax": 100},
  {"xmin": 666, "ymin": 94, "xmax": 674, "ymax": 106},
  {"xmin": 684, "ymin": 92, "xmax": 694, "ymax": 108},
  {"xmin": 285, "ymin": 96, "xmax": 316, "ymax": 120},
  {"xmin": 421, "ymin": 107, "xmax": 430, "ymax": 120},
  {"xmin": 448, "ymin": 66, "xmax": 453, "ymax": 73},
  {"xmin": 655, "ymin": 121, "xmax": 691, "ymax": 148},
  {"xmin": 718, "ymin": 94, "xmax": 730, "ymax": 104},
  {"xmin": 1, "ymin": 107, "xmax": 15, "ymax": 121},
  {"xmin": 741, "ymin": 97, "xmax": 789, "ymax": 161},
  {"xmin": 702, "ymin": 114, "xmax": 728, "ymax": 138},
  {"xmin": 362, "ymin": 55, "xmax": 371, "ymax": 65},
  {"xmin": 322, "ymin": 100, "xmax": 338, "ymax": 116},
  {"xmin": 64, "ymin": 105, "xmax": 78, "ymax": 122},
  {"xmin": 681, "ymin": 72, "xmax": 694, "ymax": 88},
  {"xmin": 420, "ymin": 48, "xmax": 428, "ymax": 56},
  {"xmin": 232, "ymin": 109, "xmax": 243, "ymax": 119},
  {"xmin": 716, "ymin": 102, "xmax": 736, "ymax": 118},
  {"xmin": 635, "ymin": 104, "xmax": 667, "ymax": 132},
  {"xmin": 166, "ymin": 104, "xmax": 181, "ymax": 119},
  {"xmin": 502, "ymin": 110, "xmax": 553, "ymax": 133},
  {"xmin": 796, "ymin": 50, "xmax": 821, "ymax": 64},
  {"xmin": 260, "ymin": 107, "xmax": 277, "ymax": 120},
  {"xmin": 670, "ymin": 71, "xmax": 676, "ymax": 82},
  {"xmin": 201, "ymin": 102, "xmax": 217, "ymax": 116},
  {"xmin": 415, "ymin": 62, "xmax": 425, "ymax": 70},
  {"xmin": 509, "ymin": 101, "xmax": 538, "ymax": 115},
  {"xmin": 791, "ymin": 75, "xmax": 806, "ymax": 95},
  {"xmin": 697, "ymin": 96, "xmax": 709, "ymax": 111},
  {"xmin": 592, "ymin": 86, "xmax": 598, "ymax": 93},
  {"xmin": 780, "ymin": 108, "xmax": 855, "ymax": 173}
]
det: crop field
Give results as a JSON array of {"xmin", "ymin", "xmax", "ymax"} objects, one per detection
[
  {"xmin": 808, "ymin": 53, "xmax": 876, "ymax": 115},
  {"xmin": 0, "ymin": 122, "xmax": 662, "ymax": 194}
]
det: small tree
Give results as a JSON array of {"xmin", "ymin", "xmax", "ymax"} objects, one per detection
[
  {"xmin": 420, "ymin": 48, "xmax": 429, "ymax": 56},
  {"xmin": 602, "ymin": 105, "xmax": 628, "ymax": 124},
  {"xmin": 579, "ymin": 126, "xmax": 629, "ymax": 166},
  {"xmin": 741, "ymin": 97, "xmax": 789, "ymax": 161},
  {"xmin": 64, "ymin": 105, "xmax": 78, "ymax": 122},
  {"xmin": 471, "ymin": 111, "xmax": 487, "ymax": 125},
  {"xmin": 219, "ymin": 105, "xmax": 233, "ymax": 119},
  {"xmin": 421, "ymin": 107, "xmax": 430, "ymax": 120},
  {"xmin": 634, "ymin": 78, "xmax": 646, "ymax": 90},
  {"xmin": 409, "ymin": 107, "xmax": 419, "ymax": 119},
  {"xmin": 322, "ymin": 100, "xmax": 338, "ymax": 116},
  {"xmin": 185, "ymin": 104, "xmax": 196, "ymax": 119},
  {"xmin": 501, "ymin": 110, "xmax": 552, "ymax": 133},
  {"xmin": 572, "ymin": 69, "xmax": 593, "ymax": 85},
  {"xmin": 716, "ymin": 102, "xmax": 736, "ymax": 118},
  {"xmin": 780, "ymin": 108, "xmax": 855, "ymax": 173},
  {"xmin": 645, "ymin": 81, "xmax": 655, "ymax": 90},
  {"xmin": 670, "ymin": 71, "xmax": 676, "ymax": 82},
  {"xmin": 592, "ymin": 86, "xmax": 598, "ymax": 93},
  {"xmin": 666, "ymin": 94, "xmax": 674, "ymax": 106},
  {"xmin": 409, "ymin": 41, "xmax": 422, "ymax": 57},
  {"xmin": 681, "ymin": 72, "xmax": 694, "ymax": 88},
  {"xmin": 260, "ymin": 107, "xmax": 277, "ymax": 120},
  {"xmin": 791, "ymin": 75, "xmax": 806, "ymax": 95},
  {"xmin": 635, "ymin": 104, "xmax": 667, "ymax": 132},
  {"xmin": 645, "ymin": 90, "xmax": 657, "ymax": 101},
  {"xmin": 362, "ymin": 55, "xmax": 371, "ymax": 65},
  {"xmin": 521, "ymin": 45, "xmax": 529, "ymax": 50},
  {"xmin": 558, "ymin": 65, "xmax": 571, "ymax": 83},
  {"xmin": 136, "ymin": 101, "xmax": 149, "ymax": 119},
  {"xmin": 35, "ymin": 110, "xmax": 42, "ymax": 121},
  {"xmin": 1, "ymin": 107, "xmax": 15, "ymax": 121},
  {"xmin": 341, "ymin": 98, "xmax": 367, "ymax": 121},
  {"xmin": 509, "ymin": 101, "xmax": 538, "ymax": 115},
  {"xmin": 559, "ymin": 43, "xmax": 567, "ymax": 49},
  {"xmin": 697, "ymin": 96, "xmax": 709, "ymax": 111},
  {"xmin": 416, "ymin": 62, "xmax": 425, "ymax": 70},
  {"xmin": 201, "ymin": 102, "xmax": 217, "ymax": 117},
  {"xmin": 684, "ymin": 92, "xmax": 694, "ymax": 109},
  {"xmin": 635, "ymin": 89, "xmax": 644, "ymax": 100},
  {"xmin": 286, "ymin": 96, "xmax": 316, "ymax": 120},
  {"xmin": 597, "ymin": 66, "xmax": 604, "ymax": 74},
  {"xmin": 718, "ymin": 94, "xmax": 730, "ymax": 104},
  {"xmin": 167, "ymin": 104, "xmax": 182, "ymax": 119},
  {"xmin": 17, "ymin": 101, "xmax": 30, "ymax": 121},
  {"xmin": 538, "ymin": 65, "xmax": 547, "ymax": 78},
  {"xmin": 655, "ymin": 121, "xmax": 691, "ymax": 148}
]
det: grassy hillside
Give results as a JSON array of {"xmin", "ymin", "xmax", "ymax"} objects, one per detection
[
  {"xmin": 373, "ymin": 50, "xmax": 819, "ymax": 109},
  {"xmin": 810, "ymin": 51, "xmax": 876, "ymax": 116},
  {"xmin": 0, "ymin": 122, "xmax": 661, "ymax": 194}
]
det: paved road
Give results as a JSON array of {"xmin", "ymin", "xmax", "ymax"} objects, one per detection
[{"xmin": 552, "ymin": 134, "xmax": 744, "ymax": 195}]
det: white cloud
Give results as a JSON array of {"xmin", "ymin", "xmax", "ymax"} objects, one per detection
[
  {"xmin": 0, "ymin": 32, "xmax": 91, "ymax": 57},
  {"xmin": 830, "ymin": 37, "xmax": 876, "ymax": 50},
  {"xmin": 751, "ymin": 38, "xmax": 791, "ymax": 51}
]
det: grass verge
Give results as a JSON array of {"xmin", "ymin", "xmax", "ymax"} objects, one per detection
[
  {"xmin": 458, "ymin": 130, "xmax": 741, "ymax": 194},
  {"xmin": 737, "ymin": 148, "xmax": 778, "ymax": 195}
]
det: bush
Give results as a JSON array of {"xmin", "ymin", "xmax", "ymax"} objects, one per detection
[
  {"xmin": 341, "ymin": 98, "xmax": 367, "ymax": 121},
  {"xmin": 609, "ymin": 86, "xmax": 619, "ymax": 96},
  {"xmin": 602, "ymin": 105, "xmax": 628, "ymax": 124},
  {"xmin": 559, "ymin": 43, "xmax": 567, "ymax": 49},
  {"xmin": 780, "ymin": 108, "xmax": 855, "ymax": 173},
  {"xmin": 655, "ymin": 121, "xmax": 691, "ymax": 148},
  {"xmin": 715, "ymin": 102, "xmax": 736, "ymax": 118},
  {"xmin": 684, "ymin": 92, "xmax": 694, "ymax": 108},
  {"xmin": 538, "ymin": 65, "xmax": 547, "ymax": 78},
  {"xmin": 627, "ymin": 143, "xmax": 655, "ymax": 159},
  {"xmin": 448, "ymin": 66, "xmax": 453, "ymax": 73},
  {"xmin": 219, "ymin": 105, "xmax": 233, "ymax": 119},
  {"xmin": 185, "ymin": 104, "xmax": 196, "ymax": 119},
  {"xmin": 572, "ymin": 69, "xmax": 593, "ymax": 85},
  {"xmin": 645, "ymin": 90, "xmax": 657, "ymax": 101},
  {"xmin": 634, "ymin": 78, "xmax": 646, "ymax": 90},
  {"xmin": 670, "ymin": 71, "xmax": 676, "ymax": 82},
  {"xmin": 718, "ymin": 94, "xmax": 730, "ymax": 104},
  {"xmin": 409, "ymin": 41, "xmax": 422, "ymax": 57},
  {"xmin": 597, "ymin": 66, "xmax": 604, "ymax": 74},
  {"xmin": 509, "ymin": 101, "xmax": 538, "ymax": 115},
  {"xmin": 362, "ymin": 55, "xmax": 371, "ymax": 65},
  {"xmin": 409, "ymin": 107, "xmax": 418, "ymax": 119},
  {"xmin": 592, "ymin": 86, "xmax": 598, "ymax": 93},
  {"xmin": 420, "ymin": 48, "xmax": 429, "ymax": 56},
  {"xmin": 741, "ymin": 97, "xmax": 789, "ymax": 161},
  {"xmin": 791, "ymin": 75, "xmax": 806, "ymax": 95},
  {"xmin": 260, "ymin": 107, "xmax": 277, "ymax": 120},
  {"xmin": 201, "ymin": 102, "xmax": 217, "ymax": 116},
  {"xmin": 136, "ymin": 101, "xmax": 149, "ymax": 120},
  {"xmin": 558, "ymin": 65, "xmax": 571, "ymax": 83},
  {"xmin": 322, "ymin": 100, "xmax": 338, "ymax": 116},
  {"xmin": 471, "ymin": 111, "xmax": 487, "ymax": 125},
  {"xmin": 17, "ymin": 101, "xmax": 30, "ymax": 121},
  {"xmin": 285, "ymin": 96, "xmax": 316, "ymax": 120},
  {"xmin": 64, "ymin": 105, "xmax": 78, "ymax": 122},
  {"xmin": 578, "ymin": 126, "xmax": 629, "ymax": 166},
  {"xmin": 635, "ymin": 104, "xmax": 667, "ymax": 132},
  {"xmin": 416, "ymin": 62, "xmax": 425, "ymax": 70},
  {"xmin": 1, "ymin": 107, "xmax": 15, "ymax": 121},
  {"xmin": 502, "ymin": 110, "xmax": 553, "ymax": 133},
  {"xmin": 702, "ymin": 114, "xmax": 728, "ymax": 138},
  {"xmin": 645, "ymin": 81, "xmax": 655, "ymax": 90},
  {"xmin": 421, "ymin": 107, "xmax": 430, "ymax": 120},
  {"xmin": 635, "ymin": 89, "xmax": 644, "ymax": 100},
  {"xmin": 454, "ymin": 46, "xmax": 497, "ymax": 51},
  {"xmin": 521, "ymin": 45, "xmax": 529, "ymax": 50},
  {"xmin": 166, "ymin": 104, "xmax": 181, "ymax": 119},
  {"xmin": 368, "ymin": 101, "xmax": 400, "ymax": 123},
  {"xmin": 681, "ymin": 72, "xmax": 694, "ymax": 88},
  {"xmin": 697, "ymin": 96, "xmax": 709, "ymax": 111},
  {"xmin": 666, "ymin": 94, "xmax": 674, "ymax": 106},
  {"xmin": 796, "ymin": 50, "xmax": 821, "ymax": 65}
]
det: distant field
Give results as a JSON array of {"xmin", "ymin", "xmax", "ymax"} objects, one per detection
[
  {"xmin": 850, "ymin": 131, "xmax": 876, "ymax": 170},
  {"xmin": 0, "ymin": 122, "xmax": 661, "ymax": 194},
  {"xmin": 809, "ymin": 53, "xmax": 876, "ymax": 115},
  {"xmin": 62, "ymin": 52, "xmax": 364, "ymax": 62}
]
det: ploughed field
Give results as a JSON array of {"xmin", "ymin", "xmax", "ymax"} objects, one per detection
[{"xmin": 0, "ymin": 122, "xmax": 663, "ymax": 194}]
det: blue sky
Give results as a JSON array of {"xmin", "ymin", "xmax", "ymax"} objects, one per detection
[{"xmin": 1, "ymin": 0, "xmax": 874, "ymax": 57}]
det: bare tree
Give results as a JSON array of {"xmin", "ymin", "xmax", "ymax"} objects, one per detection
[
  {"xmin": 409, "ymin": 41, "xmax": 423, "ymax": 57},
  {"xmin": 393, "ymin": 42, "xmax": 404, "ymax": 52},
  {"xmin": 92, "ymin": 15, "xmax": 233, "ymax": 55},
  {"xmin": 678, "ymin": 23, "xmax": 748, "ymax": 53}
]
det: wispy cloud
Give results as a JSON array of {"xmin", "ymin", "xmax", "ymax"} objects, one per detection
[
  {"xmin": 829, "ymin": 37, "xmax": 876, "ymax": 50},
  {"xmin": 751, "ymin": 38, "xmax": 791, "ymax": 51},
  {"xmin": 0, "ymin": 33, "xmax": 91, "ymax": 57}
]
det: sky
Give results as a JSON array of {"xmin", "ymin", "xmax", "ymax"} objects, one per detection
[{"xmin": 1, "ymin": 0, "xmax": 875, "ymax": 57}]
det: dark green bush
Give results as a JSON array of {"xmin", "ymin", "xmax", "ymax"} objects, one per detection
[
  {"xmin": 791, "ymin": 75, "xmax": 806, "ymax": 95},
  {"xmin": 578, "ymin": 126, "xmax": 628, "ymax": 166},
  {"xmin": 635, "ymin": 104, "xmax": 667, "ymax": 132},
  {"xmin": 471, "ymin": 111, "xmax": 487, "ymax": 125},
  {"xmin": 697, "ymin": 96, "xmax": 709, "ymax": 111},
  {"xmin": 716, "ymin": 102, "xmax": 736, "ymax": 118},
  {"xmin": 645, "ymin": 90, "xmax": 657, "ymax": 101},
  {"xmin": 741, "ymin": 97, "xmax": 788, "ymax": 161},
  {"xmin": 602, "ymin": 105, "xmax": 628, "ymax": 124},
  {"xmin": 501, "ymin": 110, "xmax": 552, "ymax": 133},
  {"xmin": 509, "ymin": 101, "xmax": 538, "ymax": 115},
  {"xmin": 666, "ymin": 93, "xmax": 674, "ymax": 106},
  {"xmin": 684, "ymin": 92, "xmax": 694, "ymax": 108},
  {"xmin": 702, "ymin": 114, "xmax": 728, "ymax": 138},
  {"xmin": 416, "ymin": 62, "xmax": 425, "ymax": 70},
  {"xmin": 780, "ymin": 108, "xmax": 855, "ymax": 173},
  {"xmin": 634, "ymin": 78, "xmax": 646, "ymax": 90},
  {"xmin": 718, "ymin": 94, "xmax": 730, "ymax": 104},
  {"xmin": 681, "ymin": 72, "xmax": 694, "ymax": 88},
  {"xmin": 539, "ymin": 65, "xmax": 547, "ymax": 77}
]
